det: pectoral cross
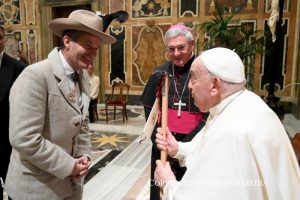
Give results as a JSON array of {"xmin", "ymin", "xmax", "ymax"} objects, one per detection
[{"xmin": 174, "ymin": 100, "xmax": 186, "ymax": 117}]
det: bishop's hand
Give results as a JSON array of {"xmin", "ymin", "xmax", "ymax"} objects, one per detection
[{"xmin": 155, "ymin": 127, "xmax": 178, "ymax": 157}]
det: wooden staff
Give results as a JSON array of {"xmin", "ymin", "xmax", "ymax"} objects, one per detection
[{"xmin": 160, "ymin": 74, "xmax": 168, "ymax": 164}]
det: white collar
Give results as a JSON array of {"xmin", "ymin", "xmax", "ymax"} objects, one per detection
[
  {"xmin": 208, "ymin": 89, "xmax": 245, "ymax": 119},
  {"xmin": 58, "ymin": 50, "xmax": 77, "ymax": 75}
]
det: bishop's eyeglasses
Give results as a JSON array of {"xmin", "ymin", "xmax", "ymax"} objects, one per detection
[{"xmin": 166, "ymin": 43, "xmax": 189, "ymax": 53}]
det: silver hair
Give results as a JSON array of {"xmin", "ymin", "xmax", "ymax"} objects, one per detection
[
  {"xmin": 164, "ymin": 28, "xmax": 194, "ymax": 43},
  {"xmin": 220, "ymin": 79, "xmax": 246, "ymax": 94}
]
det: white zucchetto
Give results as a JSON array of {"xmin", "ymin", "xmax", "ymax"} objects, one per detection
[{"xmin": 200, "ymin": 47, "xmax": 245, "ymax": 83}]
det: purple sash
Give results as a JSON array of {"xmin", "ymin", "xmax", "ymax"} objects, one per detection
[{"xmin": 168, "ymin": 109, "xmax": 204, "ymax": 134}]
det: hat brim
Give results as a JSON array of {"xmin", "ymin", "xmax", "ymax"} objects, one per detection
[{"xmin": 49, "ymin": 18, "xmax": 116, "ymax": 45}]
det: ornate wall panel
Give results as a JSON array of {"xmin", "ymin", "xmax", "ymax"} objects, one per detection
[
  {"xmin": 179, "ymin": 0, "xmax": 198, "ymax": 17},
  {"xmin": 24, "ymin": 0, "xmax": 36, "ymax": 25},
  {"xmin": 0, "ymin": 0, "xmax": 21, "ymax": 24},
  {"xmin": 1, "ymin": 0, "xmax": 39, "ymax": 64},
  {"xmin": 131, "ymin": 0, "xmax": 172, "ymax": 18},
  {"xmin": 132, "ymin": 24, "xmax": 169, "ymax": 86},
  {"xmin": 98, "ymin": 0, "xmax": 297, "ymax": 102},
  {"xmin": 205, "ymin": 0, "xmax": 258, "ymax": 15},
  {"xmin": 261, "ymin": 19, "xmax": 288, "ymax": 93},
  {"xmin": 109, "ymin": 0, "xmax": 125, "ymax": 13},
  {"xmin": 6, "ymin": 0, "xmax": 294, "ymax": 104},
  {"xmin": 109, "ymin": 26, "xmax": 126, "ymax": 84}
]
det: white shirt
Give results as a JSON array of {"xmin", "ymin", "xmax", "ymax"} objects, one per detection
[
  {"xmin": 164, "ymin": 90, "xmax": 300, "ymax": 200},
  {"xmin": 58, "ymin": 50, "xmax": 82, "ymax": 106},
  {"xmin": 88, "ymin": 73, "xmax": 100, "ymax": 100}
]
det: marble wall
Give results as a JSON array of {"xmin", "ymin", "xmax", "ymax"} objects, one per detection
[
  {"xmin": 4, "ymin": 0, "xmax": 299, "ymax": 112},
  {"xmin": 1, "ymin": 0, "xmax": 39, "ymax": 64}
]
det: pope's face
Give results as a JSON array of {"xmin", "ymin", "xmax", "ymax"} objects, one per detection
[
  {"xmin": 63, "ymin": 32, "xmax": 101, "ymax": 71},
  {"xmin": 188, "ymin": 57, "xmax": 214, "ymax": 113},
  {"xmin": 166, "ymin": 35, "xmax": 195, "ymax": 67}
]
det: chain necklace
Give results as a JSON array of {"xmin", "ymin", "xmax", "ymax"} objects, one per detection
[{"xmin": 172, "ymin": 64, "xmax": 190, "ymax": 117}]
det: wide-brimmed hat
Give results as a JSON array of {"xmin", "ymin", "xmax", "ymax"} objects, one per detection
[{"xmin": 49, "ymin": 10, "xmax": 116, "ymax": 45}]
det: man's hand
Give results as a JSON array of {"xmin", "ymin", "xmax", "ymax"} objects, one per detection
[
  {"xmin": 156, "ymin": 127, "xmax": 179, "ymax": 157},
  {"xmin": 70, "ymin": 156, "xmax": 91, "ymax": 179},
  {"xmin": 154, "ymin": 160, "xmax": 176, "ymax": 189}
]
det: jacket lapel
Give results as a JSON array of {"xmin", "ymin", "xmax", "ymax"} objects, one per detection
[
  {"xmin": 58, "ymin": 77, "xmax": 82, "ymax": 113},
  {"xmin": 49, "ymin": 48, "xmax": 82, "ymax": 113},
  {"xmin": 79, "ymin": 70, "xmax": 91, "ymax": 115}
]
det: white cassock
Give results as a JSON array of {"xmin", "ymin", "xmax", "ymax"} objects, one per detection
[{"xmin": 163, "ymin": 89, "xmax": 300, "ymax": 200}]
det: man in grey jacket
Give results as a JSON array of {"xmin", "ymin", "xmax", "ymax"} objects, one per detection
[{"xmin": 5, "ymin": 10, "xmax": 116, "ymax": 200}]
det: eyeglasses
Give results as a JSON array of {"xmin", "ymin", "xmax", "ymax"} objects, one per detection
[{"xmin": 166, "ymin": 43, "xmax": 189, "ymax": 53}]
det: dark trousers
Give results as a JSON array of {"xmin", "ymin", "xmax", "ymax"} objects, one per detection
[
  {"xmin": 88, "ymin": 98, "xmax": 98, "ymax": 123},
  {"xmin": 0, "ymin": 144, "xmax": 11, "ymax": 200}
]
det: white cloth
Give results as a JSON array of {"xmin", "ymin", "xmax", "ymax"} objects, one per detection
[
  {"xmin": 163, "ymin": 90, "xmax": 300, "ymax": 200},
  {"xmin": 89, "ymin": 73, "xmax": 100, "ymax": 100}
]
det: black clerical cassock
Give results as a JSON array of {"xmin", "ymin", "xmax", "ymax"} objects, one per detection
[{"xmin": 141, "ymin": 55, "xmax": 207, "ymax": 199}]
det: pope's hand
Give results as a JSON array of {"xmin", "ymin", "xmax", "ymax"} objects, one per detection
[
  {"xmin": 155, "ymin": 127, "xmax": 178, "ymax": 157},
  {"xmin": 154, "ymin": 160, "xmax": 176, "ymax": 189}
]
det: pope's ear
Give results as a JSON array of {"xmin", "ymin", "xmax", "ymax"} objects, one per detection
[{"xmin": 211, "ymin": 76, "xmax": 222, "ymax": 96}]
